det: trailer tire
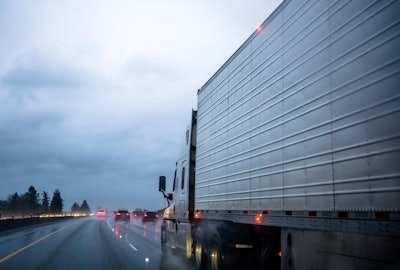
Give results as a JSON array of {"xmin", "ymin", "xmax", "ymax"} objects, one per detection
[{"xmin": 193, "ymin": 228, "xmax": 207, "ymax": 270}]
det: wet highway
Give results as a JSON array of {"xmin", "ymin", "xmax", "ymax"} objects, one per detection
[{"xmin": 0, "ymin": 216, "xmax": 195, "ymax": 270}]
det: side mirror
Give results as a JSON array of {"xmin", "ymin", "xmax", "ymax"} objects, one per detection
[{"xmin": 159, "ymin": 176, "xmax": 166, "ymax": 192}]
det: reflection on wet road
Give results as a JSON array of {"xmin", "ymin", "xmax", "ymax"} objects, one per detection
[{"xmin": 0, "ymin": 216, "xmax": 195, "ymax": 270}]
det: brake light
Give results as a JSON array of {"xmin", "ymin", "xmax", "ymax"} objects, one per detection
[
  {"xmin": 117, "ymin": 212, "xmax": 121, "ymax": 216},
  {"xmin": 144, "ymin": 213, "xmax": 148, "ymax": 217},
  {"xmin": 155, "ymin": 214, "xmax": 158, "ymax": 218},
  {"xmin": 279, "ymin": 251, "xmax": 282, "ymax": 257},
  {"xmin": 126, "ymin": 213, "xmax": 130, "ymax": 216}
]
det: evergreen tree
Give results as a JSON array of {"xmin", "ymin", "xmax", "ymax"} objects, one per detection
[
  {"xmin": 0, "ymin": 200, "xmax": 7, "ymax": 214},
  {"xmin": 50, "ymin": 189, "xmax": 63, "ymax": 214},
  {"xmin": 80, "ymin": 200, "xmax": 91, "ymax": 214},
  {"xmin": 7, "ymin": 192, "xmax": 21, "ymax": 214},
  {"xmin": 42, "ymin": 191, "xmax": 50, "ymax": 213},
  {"xmin": 25, "ymin": 186, "xmax": 40, "ymax": 214},
  {"xmin": 71, "ymin": 202, "xmax": 80, "ymax": 213}
]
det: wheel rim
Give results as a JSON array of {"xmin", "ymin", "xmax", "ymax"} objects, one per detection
[
  {"xmin": 195, "ymin": 240, "xmax": 202, "ymax": 266},
  {"xmin": 210, "ymin": 241, "xmax": 219, "ymax": 270}
]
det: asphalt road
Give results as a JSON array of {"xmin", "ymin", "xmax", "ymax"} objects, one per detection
[{"xmin": 0, "ymin": 216, "xmax": 195, "ymax": 270}]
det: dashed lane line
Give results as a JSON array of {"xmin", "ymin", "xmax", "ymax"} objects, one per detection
[{"xmin": 128, "ymin": 243, "xmax": 138, "ymax": 251}]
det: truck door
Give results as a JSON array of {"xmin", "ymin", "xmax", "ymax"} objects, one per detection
[
  {"xmin": 176, "ymin": 160, "xmax": 189, "ymax": 250},
  {"xmin": 177, "ymin": 161, "xmax": 187, "ymax": 218}
]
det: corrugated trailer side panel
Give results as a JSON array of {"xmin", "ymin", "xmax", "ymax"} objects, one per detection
[{"xmin": 195, "ymin": 0, "xmax": 400, "ymax": 213}]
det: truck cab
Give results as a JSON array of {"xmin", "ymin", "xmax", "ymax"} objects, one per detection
[{"xmin": 159, "ymin": 110, "xmax": 196, "ymax": 258}]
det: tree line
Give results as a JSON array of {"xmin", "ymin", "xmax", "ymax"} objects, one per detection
[{"xmin": 0, "ymin": 186, "xmax": 91, "ymax": 215}]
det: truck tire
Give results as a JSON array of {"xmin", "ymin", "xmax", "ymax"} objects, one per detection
[
  {"xmin": 193, "ymin": 228, "xmax": 207, "ymax": 270},
  {"xmin": 209, "ymin": 233, "xmax": 226, "ymax": 270}
]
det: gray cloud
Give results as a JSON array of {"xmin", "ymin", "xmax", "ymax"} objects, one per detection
[
  {"xmin": 2, "ymin": 53, "xmax": 87, "ymax": 91},
  {"xmin": 0, "ymin": 53, "xmax": 178, "ymax": 210},
  {"xmin": 0, "ymin": 0, "xmax": 283, "ymax": 211}
]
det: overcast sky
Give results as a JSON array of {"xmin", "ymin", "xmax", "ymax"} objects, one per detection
[{"xmin": 0, "ymin": 0, "xmax": 282, "ymax": 212}]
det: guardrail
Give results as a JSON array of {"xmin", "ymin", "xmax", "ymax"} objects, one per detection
[
  {"xmin": 0, "ymin": 213, "xmax": 91, "ymax": 220},
  {"xmin": 0, "ymin": 213, "xmax": 92, "ymax": 231}
]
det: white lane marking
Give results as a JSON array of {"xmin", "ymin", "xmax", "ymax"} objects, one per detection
[
  {"xmin": 129, "ymin": 243, "xmax": 138, "ymax": 251},
  {"xmin": 107, "ymin": 217, "xmax": 139, "ymax": 252}
]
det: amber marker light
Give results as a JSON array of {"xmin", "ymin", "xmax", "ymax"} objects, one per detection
[{"xmin": 255, "ymin": 213, "xmax": 263, "ymax": 224}]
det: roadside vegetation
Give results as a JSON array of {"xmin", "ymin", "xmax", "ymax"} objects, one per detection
[{"xmin": 0, "ymin": 186, "xmax": 91, "ymax": 217}]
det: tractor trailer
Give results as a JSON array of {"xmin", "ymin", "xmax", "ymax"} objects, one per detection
[{"xmin": 158, "ymin": 0, "xmax": 400, "ymax": 269}]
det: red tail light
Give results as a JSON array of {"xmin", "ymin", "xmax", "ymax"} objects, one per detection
[
  {"xmin": 155, "ymin": 214, "xmax": 158, "ymax": 218},
  {"xmin": 117, "ymin": 212, "xmax": 121, "ymax": 216}
]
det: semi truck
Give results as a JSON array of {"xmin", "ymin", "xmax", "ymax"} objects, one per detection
[{"xmin": 158, "ymin": 0, "xmax": 400, "ymax": 269}]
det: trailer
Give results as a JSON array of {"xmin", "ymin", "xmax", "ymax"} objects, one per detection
[{"xmin": 158, "ymin": 0, "xmax": 400, "ymax": 269}]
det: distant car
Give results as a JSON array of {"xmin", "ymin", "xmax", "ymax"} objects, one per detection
[
  {"xmin": 142, "ymin": 211, "xmax": 158, "ymax": 223},
  {"xmin": 96, "ymin": 209, "xmax": 106, "ymax": 217},
  {"xmin": 115, "ymin": 209, "xmax": 130, "ymax": 222},
  {"xmin": 132, "ymin": 210, "xmax": 143, "ymax": 218}
]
